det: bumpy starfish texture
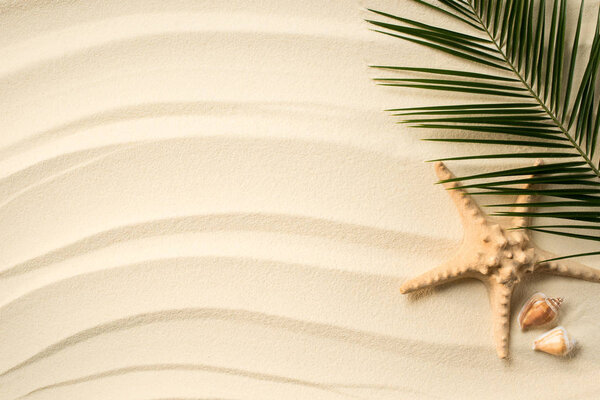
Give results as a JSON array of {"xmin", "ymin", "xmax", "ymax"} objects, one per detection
[{"xmin": 400, "ymin": 161, "xmax": 600, "ymax": 359}]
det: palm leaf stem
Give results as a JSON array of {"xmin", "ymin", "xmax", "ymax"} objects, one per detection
[{"xmin": 464, "ymin": 1, "xmax": 600, "ymax": 178}]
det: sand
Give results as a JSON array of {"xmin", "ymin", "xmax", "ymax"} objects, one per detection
[{"xmin": 1, "ymin": 0, "xmax": 599, "ymax": 399}]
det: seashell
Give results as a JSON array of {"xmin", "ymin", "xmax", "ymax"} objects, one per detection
[
  {"xmin": 533, "ymin": 326, "xmax": 576, "ymax": 357},
  {"xmin": 518, "ymin": 292, "xmax": 563, "ymax": 330}
]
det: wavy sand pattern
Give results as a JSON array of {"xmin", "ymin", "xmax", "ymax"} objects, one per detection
[{"xmin": 2, "ymin": 0, "xmax": 600, "ymax": 399}]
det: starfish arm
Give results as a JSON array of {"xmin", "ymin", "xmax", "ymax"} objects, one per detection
[
  {"xmin": 510, "ymin": 159, "xmax": 543, "ymax": 228},
  {"xmin": 536, "ymin": 249, "xmax": 600, "ymax": 282},
  {"xmin": 400, "ymin": 253, "xmax": 474, "ymax": 294},
  {"xmin": 434, "ymin": 162, "xmax": 487, "ymax": 229},
  {"xmin": 487, "ymin": 282, "xmax": 513, "ymax": 359}
]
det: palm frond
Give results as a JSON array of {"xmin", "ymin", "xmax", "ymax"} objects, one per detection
[{"xmin": 369, "ymin": 0, "xmax": 600, "ymax": 261}]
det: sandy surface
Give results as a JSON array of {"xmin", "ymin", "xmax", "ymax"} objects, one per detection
[{"xmin": 1, "ymin": 0, "xmax": 599, "ymax": 399}]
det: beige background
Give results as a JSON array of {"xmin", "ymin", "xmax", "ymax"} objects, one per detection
[{"xmin": 1, "ymin": 0, "xmax": 599, "ymax": 399}]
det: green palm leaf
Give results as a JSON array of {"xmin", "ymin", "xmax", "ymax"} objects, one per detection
[{"xmin": 369, "ymin": 0, "xmax": 600, "ymax": 261}]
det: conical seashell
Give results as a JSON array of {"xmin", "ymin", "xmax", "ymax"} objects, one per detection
[
  {"xmin": 533, "ymin": 326, "xmax": 576, "ymax": 356},
  {"xmin": 518, "ymin": 292, "xmax": 563, "ymax": 330}
]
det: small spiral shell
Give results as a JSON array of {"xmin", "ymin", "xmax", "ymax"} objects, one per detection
[
  {"xmin": 518, "ymin": 292, "xmax": 563, "ymax": 330},
  {"xmin": 533, "ymin": 326, "xmax": 576, "ymax": 357}
]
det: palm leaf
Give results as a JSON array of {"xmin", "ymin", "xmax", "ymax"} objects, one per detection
[{"xmin": 369, "ymin": 0, "xmax": 600, "ymax": 261}]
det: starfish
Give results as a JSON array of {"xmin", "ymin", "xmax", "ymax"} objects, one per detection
[{"xmin": 400, "ymin": 161, "xmax": 600, "ymax": 359}]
